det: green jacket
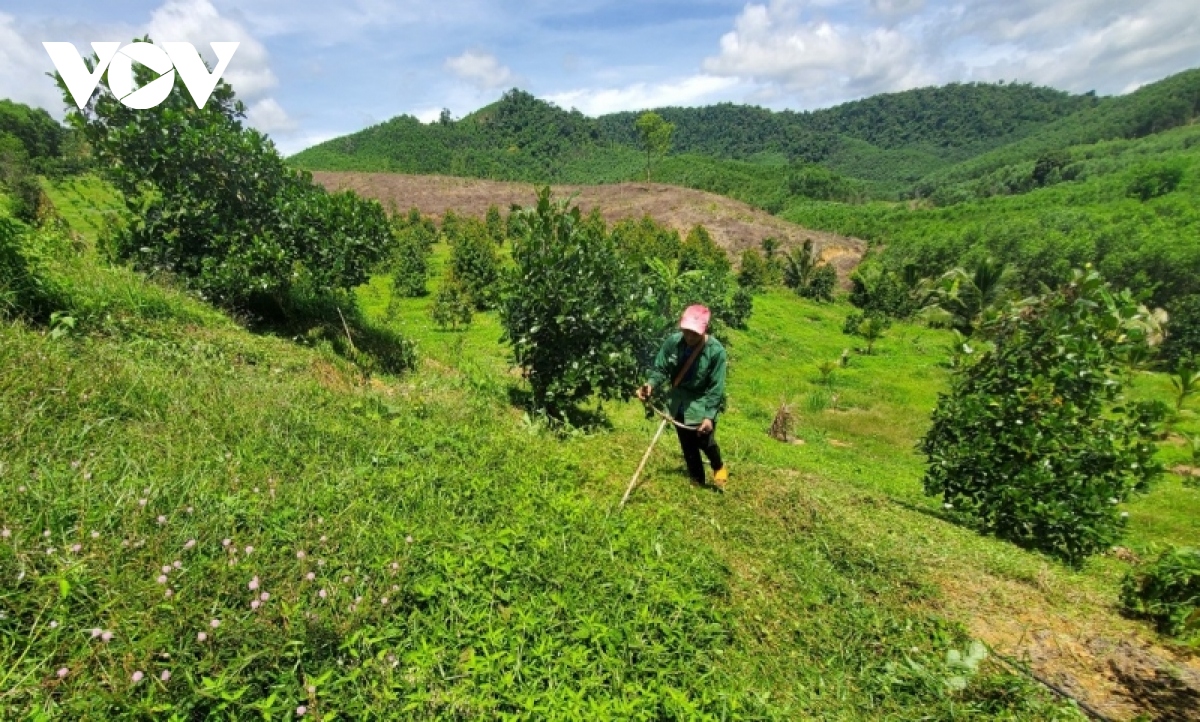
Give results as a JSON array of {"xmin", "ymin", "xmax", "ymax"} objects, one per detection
[{"xmin": 646, "ymin": 332, "xmax": 727, "ymax": 425}]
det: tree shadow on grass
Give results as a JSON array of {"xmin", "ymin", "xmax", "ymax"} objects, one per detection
[
  {"xmin": 244, "ymin": 285, "xmax": 417, "ymax": 375},
  {"xmin": 506, "ymin": 386, "xmax": 615, "ymax": 435}
]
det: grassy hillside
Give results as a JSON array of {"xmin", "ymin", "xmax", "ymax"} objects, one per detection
[{"xmin": 3, "ymin": 179, "xmax": 1197, "ymax": 718}]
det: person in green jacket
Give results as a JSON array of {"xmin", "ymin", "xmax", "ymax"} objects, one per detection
[{"xmin": 636, "ymin": 304, "xmax": 729, "ymax": 490}]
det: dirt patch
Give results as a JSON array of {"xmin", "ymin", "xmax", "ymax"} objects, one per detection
[
  {"xmin": 1171, "ymin": 464, "xmax": 1200, "ymax": 478},
  {"xmin": 311, "ymin": 172, "xmax": 867, "ymax": 282},
  {"xmin": 935, "ymin": 569, "xmax": 1200, "ymax": 721}
]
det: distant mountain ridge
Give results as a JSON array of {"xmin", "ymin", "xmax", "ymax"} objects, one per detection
[{"xmin": 288, "ymin": 69, "xmax": 1200, "ymax": 201}]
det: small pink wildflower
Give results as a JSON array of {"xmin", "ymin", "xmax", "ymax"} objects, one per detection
[
  {"xmin": 49, "ymin": 621, "xmax": 59, "ymax": 629},
  {"xmin": 307, "ymin": 685, "xmax": 316, "ymax": 695},
  {"xmin": 260, "ymin": 592, "xmax": 270, "ymax": 601},
  {"xmin": 101, "ymin": 631, "xmax": 113, "ymax": 642},
  {"xmin": 90, "ymin": 530, "xmax": 99, "ymax": 539},
  {"xmin": 43, "ymin": 530, "xmax": 50, "ymax": 538},
  {"xmin": 1, "ymin": 528, "xmax": 10, "ymax": 538},
  {"xmin": 210, "ymin": 619, "xmax": 221, "ymax": 628},
  {"xmin": 185, "ymin": 506, "xmax": 194, "ymax": 514},
  {"xmin": 250, "ymin": 599, "xmax": 261, "ymax": 610},
  {"xmin": 296, "ymin": 550, "xmax": 306, "ymax": 560},
  {"xmin": 392, "ymin": 584, "xmax": 399, "ymax": 592},
  {"xmin": 317, "ymin": 517, "xmax": 324, "ymax": 524},
  {"xmin": 184, "ymin": 539, "xmax": 196, "ymax": 549},
  {"xmin": 248, "ymin": 576, "xmax": 259, "ymax": 591},
  {"xmin": 172, "ymin": 560, "xmax": 182, "ymax": 569},
  {"xmin": 91, "ymin": 628, "xmax": 102, "ymax": 638},
  {"xmin": 17, "ymin": 485, "xmax": 26, "ymax": 493},
  {"xmin": 143, "ymin": 487, "xmax": 150, "ymax": 494},
  {"xmin": 296, "ymin": 706, "xmax": 307, "ymax": 716},
  {"xmin": 57, "ymin": 667, "xmax": 69, "ymax": 678},
  {"xmin": 197, "ymin": 631, "xmax": 208, "ymax": 642},
  {"xmin": 164, "ymin": 589, "xmax": 173, "ymax": 599},
  {"xmin": 405, "ymin": 535, "xmax": 414, "ymax": 544},
  {"xmin": 222, "ymin": 538, "xmax": 231, "ymax": 547},
  {"xmin": 343, "ymin": 576, "xmax": 351, "ymax": 584},
  {"xmin": 131, "ymin": 671, "xmax": 144, "ymax": 683},
  {"xmin": 162, "ymin": 565, "xmax": 172, "ymax": 574},
  {"xmin": 156, "ymin": 515, "xmax": 167, "ymax": 525},
  {"xmin": 70, "ymin": 544, "xmax": 81, "ymax": 553},
  {"xmin": 390, "ymin": 562, "xmax": 399, "ymax": 571},
  {"xmin": 318, "ymin": 589, "xmax": 327, "ymax": 599},
  {"xmin": 380, "ymin": 597, "xmax": 388, "ymax": 605},
  {"xmin": 138, "ymin": 498, "xmax": 147, "ymax": 507},
  {"xmin": 319, "ymin": 535, "xmax": 327, "ymax": 543},
  {"xmin": 244, "ymin": 545, "xmax": 254, "ymax": 555},
  {"xmin": 160, "ymin": 670, "xmax": 171, "ymax": 681},
  {"xmin": 156, "ymin": 575, "xmax": 168, "ymax": 584},
  {"xmin": 305, "ymin": 572, "xmax": 316, "ymax": 581}
]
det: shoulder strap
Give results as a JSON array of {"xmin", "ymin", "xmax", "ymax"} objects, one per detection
[{"xmin": 671, "ymin": 335, "xmax": 707, "ymax": 388}]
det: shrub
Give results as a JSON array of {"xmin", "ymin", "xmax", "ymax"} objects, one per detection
[
  {"xmin": 500, "ymin": 188, "xmax": 656, "ymax": 415},
  {"xmin": 1121, "ymin": 546, "xmax": 1200, "ymax": 640},
  {"xmin": 679, "ymin": 224, "xmax": 731, "ymax": 277},
  {"xmin": 430, "ymin": 270, "xmax": 473, "ymax": 330},
  {"xmin": 727, "ymin": 286, "xmax": 753, "ymax": 330},
  {"xmin": 800, "ymin": 263, "xmax": 837, "ymax": 302},
  {"xmin": 0, "ymin": 214, "xmax": 57, "ymax": 319},
  {"xmin": 1126, "ymin": 161, "xmax": 1185, "ymax": 201},
  {"xmin": 1163, "ymin": 294, "xmax": 1200, "ymax": 365},
  {"xmin": 388, "ymin": 227, "xmax": 430, "ymax": 298},
  {"xmin": 849, "ymin": 260, "xmax": 919, "ymax": 318},
  {"xmin": 921, "ymin": 268, "xmax": 1164, "ymax": 565},
  {"xmin": 737, "ymin": 248, "xmax": 770, "ymax": 291},
  {"xmin": 485, "ymin": 203, "xmax": 505, "ymax": 244},
  {"xmin": 448, "ymin": 218, "xmax": 501, "ymax": 309},
  {"xmin": 842, "ymin": 311, "xmax": 890, "ymax": 354},
  {"xmin": 57, "ymin": 37, "xmax": 394, "ymax": 315}
]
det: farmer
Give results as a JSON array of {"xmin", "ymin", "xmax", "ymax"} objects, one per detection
[{"xmin": 636, "ymin": 305, "xmax": 729, "ymax": 490}]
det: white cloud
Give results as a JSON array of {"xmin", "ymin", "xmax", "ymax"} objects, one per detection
[
  {"xmin": 545, "ymin": 74, "xmax": 741, "ymax": 116},
  {"xmin": 245, "ymin": 97, "xmax": 296, "ymax": 133},
  {"xmin": 146, "ymin": 0, "xmax": 277, "ymax": 101},
  {"xmin": 0, "ymin": 13, "xmax": 66, "ymax": 111},
  {"xmin": 702, "ymin": 1, "xmax": 935, "ymax": 104},
  {"xmin": 445, "ymin": 49, "xmax": 516, "ymax": 90},
  {"xmin": 699, "ymin": 0, "xmax": 1200, "ymax": 108}
]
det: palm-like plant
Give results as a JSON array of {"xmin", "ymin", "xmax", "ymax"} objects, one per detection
[
  {"xmin": 644, "ymin": 257, "xmax": 704, "ymax": 321},
  {"xmin": 1170, "ymin": 362, "xmax": 1200, "ymax": 411},
  {"xmin": 927, "ymin": 258, "xmax": 1011, "ymax": 336},
  {"xmin": 782, "ymin": 239, "xmax": 819, "ymax": 291}
]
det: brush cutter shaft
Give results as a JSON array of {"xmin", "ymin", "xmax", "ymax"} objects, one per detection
[{"xmin": 619, "ymin": 418, "xmax": 668, "ymax": 508}]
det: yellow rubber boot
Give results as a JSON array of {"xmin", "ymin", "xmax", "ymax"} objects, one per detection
[{"xmin": 712, "ymin": 465, "xmax": 728, "ymax": 491}]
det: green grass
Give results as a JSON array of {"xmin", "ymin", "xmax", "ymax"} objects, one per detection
[{"xmin": 5, "ymin": 182, "xmax": 1198, "ymax": 719}]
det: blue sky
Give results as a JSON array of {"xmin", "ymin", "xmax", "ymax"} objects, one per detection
[{"xmin": 2, "ymin": 0, "xmax": 1198, "ymax": 155}]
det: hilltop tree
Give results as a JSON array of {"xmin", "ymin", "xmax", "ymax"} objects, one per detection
[{"xmin": 635, "ymin": 111, "xmax": 674, "ymax": 182}]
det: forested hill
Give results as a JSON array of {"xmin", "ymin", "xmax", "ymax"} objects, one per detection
[
  {"xmin": 594, "ymin": 82, "xmax": 1092, "ymax": 163},
  {"xmin": 287, "ymin": 81, "xmax": 1093, "ymax": 193},
  {"xmin": 289, "ymin": 69, "xmax": 1200, "ymax": 201}
]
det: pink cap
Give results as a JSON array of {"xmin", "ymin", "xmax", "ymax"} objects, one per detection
[{"xmin": 679, "ymin": 305, "xmax": 710, "ymax": 334}]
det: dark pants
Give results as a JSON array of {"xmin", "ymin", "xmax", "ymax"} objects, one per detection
[{"xmin": 674, "ymin": 415, "xmax": 724, "ymax": 483}]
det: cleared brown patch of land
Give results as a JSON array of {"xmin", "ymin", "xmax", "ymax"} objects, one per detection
[{"xmin": 311, "ymin": 172, "xmax": 867, "ymax": 278}]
